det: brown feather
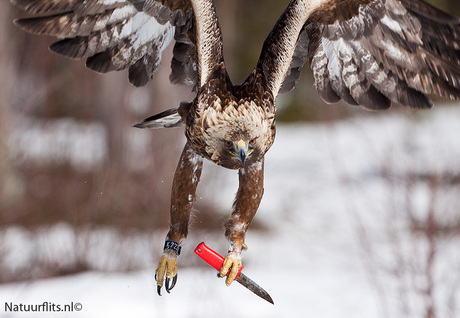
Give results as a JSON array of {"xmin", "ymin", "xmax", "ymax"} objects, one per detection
[
  {"xmin": 281, "ymin": 0, "xmax": 460, "ymax": 109},
  {"xmin": 167, "ymin": 143, "xmax": 203, "ymax": 243},
  {"xmin": 13, "ymin": 0, "xmax": 193, "ymax": 87},
  {"xmin": 225, "ymin": 160, "xmax": 264, "ymax": 242},
  {"xmin": 11, "ymin": 0, "xmax": 124, "ymax": 15},
  {"xmin": 309, "ymin": 0, "xmax": 373, "ymax": 24},
  {"xmin": 155, "ymin": 0, "xmax": 191, "ymax": 12}
]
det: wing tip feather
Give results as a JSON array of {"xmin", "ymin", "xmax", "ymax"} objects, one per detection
[{"xmin": 133, "ymin": 107, "xmax": 183, "ymax": 129}]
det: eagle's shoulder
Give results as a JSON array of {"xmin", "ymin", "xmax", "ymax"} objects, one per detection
[{"xmin": 308, "ymin": 0, "xmax": 375, "ymax": 24}]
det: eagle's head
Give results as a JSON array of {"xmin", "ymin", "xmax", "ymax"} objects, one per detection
[{"xmin": 196, "ymin": 99, "xmax": 275, "ymax": 170}]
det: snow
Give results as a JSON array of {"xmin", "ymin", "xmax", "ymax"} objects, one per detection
[
  {"xmin": 7, "ymin": 118, "xmax": 107, "ymax": 171},
  {"xmin": 1, "ymin": 105, "xmax": 460, "ymax": 317},
  {"xmin": 0, "ymin": 237, "xmax": 377, "ymax": 318}
]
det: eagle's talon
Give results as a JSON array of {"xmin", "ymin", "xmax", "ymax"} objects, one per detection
[
  {"xmin": 220, "ymin": 251, "xmax": 242, "ymax": 286},
  {"xmin": 165, "ymin": 274, "xmax": 178, "ymax": 293},
  {"xmin": 155, "ymin": 251, "xmax": 178, "ymax": 295}
]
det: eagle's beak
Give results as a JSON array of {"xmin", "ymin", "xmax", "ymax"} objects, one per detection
[{"xmin": 237, "ymin": 140, "xmax": 248, "ymax": 165}]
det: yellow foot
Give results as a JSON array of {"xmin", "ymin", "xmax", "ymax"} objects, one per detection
[
  {"xmin": 219, "ymin": 251, "xmax": 242, "ymax": 286},
  {"xmin": 155, "ymin": 250, "xmax": 178, "ymax": 295}
]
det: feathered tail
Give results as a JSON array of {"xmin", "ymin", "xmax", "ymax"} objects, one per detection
[{"xmin": 134, "ymin": 106, "xmax": 184, "ymax": 129}]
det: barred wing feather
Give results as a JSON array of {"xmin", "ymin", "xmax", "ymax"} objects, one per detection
[
  {"xmin": 278, "ymin": 0, "xmax": 460, "ymax": 109},
  {"xmin": 12, "ymin": 0, "xmax": 195, "ymax": 87}
]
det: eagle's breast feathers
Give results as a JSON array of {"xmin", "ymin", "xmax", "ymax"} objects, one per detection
[{"xmin": 186, "ymin": 67, "xmax": 276, "ymax": 169}]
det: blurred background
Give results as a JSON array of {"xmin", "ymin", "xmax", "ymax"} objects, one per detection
[{"xmin": 1, "ymin": 1, "xmax": 460, "ymax": 317}]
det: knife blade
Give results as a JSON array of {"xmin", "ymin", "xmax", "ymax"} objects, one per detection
[{"xmin": 194, "ymin": 242, "xmax": 274, "ymax": 304}]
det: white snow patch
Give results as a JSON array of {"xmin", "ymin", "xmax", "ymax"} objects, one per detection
[{"xmin": 8, "ymin": 118, "xmax": 107, "ymax": 171}]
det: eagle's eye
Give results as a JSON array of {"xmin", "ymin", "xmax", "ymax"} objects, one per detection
[
  {"xmin": 224, "ymin": 140, "xmax": 233, "ymax": 149},
  {"xmin": 249, "ymin": 138, "xmax": 257, "ymax": 147}
]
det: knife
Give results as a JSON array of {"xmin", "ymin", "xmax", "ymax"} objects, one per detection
[{"xmin": 194, "ymin": 242, "xmax": 274, "ymax": 304}]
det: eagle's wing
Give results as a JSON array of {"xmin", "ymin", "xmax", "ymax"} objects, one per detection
[
  {"xmin": 12, "ymin": 0, "xmax": 199, "ymax": 88},
  {"xmin": 261, "ymin": 0, "xmax": 460, "ymax": 109}
]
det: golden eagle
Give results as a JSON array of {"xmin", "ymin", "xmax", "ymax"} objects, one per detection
[{"xmin": 12, "ymin": 0, "xmax": 460, "ymax": 295}]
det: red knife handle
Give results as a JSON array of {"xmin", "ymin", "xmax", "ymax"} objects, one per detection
[{"xmin": 194, "ymin": 242, "xmax": 244, "ymax": 279}]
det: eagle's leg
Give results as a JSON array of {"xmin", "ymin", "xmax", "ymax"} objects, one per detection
[
  {"xmin": 220, "ymin": 159, "xmax": 264, "ymax": 286},
  {"xmin": 155, "ymin": 142, "xmax": 203, "ymax": 295}
]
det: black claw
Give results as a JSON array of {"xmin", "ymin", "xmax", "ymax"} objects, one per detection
[
  {"xmin": 157, "ymin": 285, "xmax": 162, "ymax": 296},
  {"xmin": 170, "ymin": 274, "xmax": 177, "ymax": 290},
  {"xmin": 217, "ymin": 273, "xmax": 223, "ymax": 278},
  {"xmin": 165, "ymin": 277, "xmax": 171, "ymax": 293},
  {"xmin": 165, "ymin": 274, "xmax": 178, "ymax": 293}
]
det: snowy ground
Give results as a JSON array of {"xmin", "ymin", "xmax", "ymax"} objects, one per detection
[{"xmin": 1, "ymin": 104, "xmax": 460, "ymax": 318}]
